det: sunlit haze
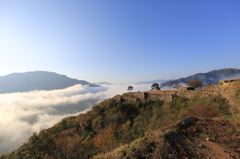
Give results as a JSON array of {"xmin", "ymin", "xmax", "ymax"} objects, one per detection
[
  {"xmin": 1, "ymin": 1, "xmax": 240, "ymax": 83},
  {"xmin": 1, "ymin": 1, "xmax": 240, "ymax": 155},
  {"xmin": 0, "ymin": 84, "xmax": 151, "ymax": 153}
]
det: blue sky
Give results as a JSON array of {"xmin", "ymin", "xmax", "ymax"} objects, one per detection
[{"xmin": 0, "ymin": 0, "xmax": 240, "ymax": 83}]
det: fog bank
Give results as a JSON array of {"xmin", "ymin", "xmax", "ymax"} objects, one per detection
[{"xmin": 0, "ymin": 83, "xmax": 151, "ymax": 154}]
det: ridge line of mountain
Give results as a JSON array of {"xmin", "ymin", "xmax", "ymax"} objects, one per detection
[
  {"xmin": 160, "ymin": 68, "xmax": 240, "ymax": 88},
  {"xmin": 0, "ymin": 71, "xmax": 99, "ymax": 94}
]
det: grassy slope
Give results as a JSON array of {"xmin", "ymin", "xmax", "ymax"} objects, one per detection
[
  {"xmin": 94, "ymin": 118, "xmax": 240, "ymax": 159},
  {"xmin": 1, "ymin": 82, "xmax": 240, "ymax": 159}
]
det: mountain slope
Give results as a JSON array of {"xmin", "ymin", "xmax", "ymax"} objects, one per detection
[
  {"xmin": 1, "ymin": 72, "xmax": 240, "ymax": 158},
  {"xmin": 160, "ymin": 68, "xmax": 240, "ymax": 88},
  {"xmin": 2, "ymin": 81, "xmax": 240, "ymax": 158},
  {"xmin": 94, "ymin": 118, "xmax": 240, "ymax": 159},
  {"xmin": 0, "ymin": 71, "xmax": 98, "ymax": 93}
]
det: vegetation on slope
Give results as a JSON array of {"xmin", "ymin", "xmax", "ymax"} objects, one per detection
[
  {"xmin": 94, "ymin": 118, "xmax": 240, "ymax": 159},
  {"xmin": 220, "ymin": 81, "xmax": 240, "ymax": 119},
  {"xmin": 1, "ymin": 92, "xmax": 236, "ymax": 159}
]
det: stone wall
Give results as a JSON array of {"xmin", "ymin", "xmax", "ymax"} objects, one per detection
[
  {"xmin": 112, "ymin": 95, "xmax": 122, "ymax": 103},
  {"xmin": 111, "ymin": 81, "xmax": 240, "ymax": 120},
  {"xmin": 203, "ymin": 85, "xmax": 217, "ymax": 90},
  {"xmin": 219, "ymin": 78, "xmax": 240, "ymax": 85},
  {"xmin": 112, "ymin": 81, "xmax": 239, "ymax": 104},
  {"xmin": 112, "ymin": 95, "xmax": 139, "ymax": 104},
  {"xmin": 132, "ymin": 92, "xmax": 146, "ymax": 101},
  {"xmin": 114, "ymin": 89, "xmax": 221, "ymax": 103},
  {"xmin": 177, "ymin": 90, "xmax": 220, "ymax": 99},
  {"xmin": 145, "ymin": 90, "xmax": 178, "ymax": 94},
  {"xmin": 217, "ymin": 81, "xmax": 240, "ymax": 116},
  {"xmin": 113, "ymin": 91, "xmax": 178, "ymax": 103},
  {"xmin": 146, "ymin": 93, "xmax": 176, "ymax": 102},
  {"xmin": 121, "ymin": 97, "xmax": 139, "ymax": 103}
]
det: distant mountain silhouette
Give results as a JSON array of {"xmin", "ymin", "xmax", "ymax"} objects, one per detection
[
  {"xmin": 0, "ymin": 71, "xmax": 98, "ymax": 94},
  {"xmin": 160, "ymin": 68, "xmax": 240, "ymax": 88},
  {"xmin": 135, "ymin": 79, "xmax": 173, "ymax": 85},
  {"xmin": 93, "ymin": 81, "xmax": 112, "ymax": 85}
]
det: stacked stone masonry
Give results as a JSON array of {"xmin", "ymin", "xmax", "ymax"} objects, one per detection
[{"xmin": 112, "ymin": 79, "xmax": 240, "ymax": 103}]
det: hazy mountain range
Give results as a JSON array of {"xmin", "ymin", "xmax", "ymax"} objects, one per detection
[
  {"xmin": 135, "ymin": 79, "xmax": 173, "ymax": 85},
  {"xmin": 2, "ymin": 75, "xmax": 240, "ymax": 158},
  {"xmin": 0, "ymin": 71, "xmax": 98, "ymax": 94},
  {"xmin": 160, "ymin": 68, "xmax": 240, "ymax": 88},
  {"xmin": 0, "ymin": 68, "xmax": 239, "ymax": 94},
  {"xmin": 93, "ymin": 81, "xmax": 112, "ymax": 85}
]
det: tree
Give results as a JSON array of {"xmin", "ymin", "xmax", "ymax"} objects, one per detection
[
  {"xmin": 187, "ymin": 80, "xmax": 203, "ymax": 88},
  {"xmin": 151, "ymin": 83, "xmax": 161, "ymax": 91},
  {"xmin": 173, "ymin": 82, "xmax": 182, "ymax": 90},
  {"xmin": 127, "ymin": 86, "xmax": 133, "ymax": 92}
]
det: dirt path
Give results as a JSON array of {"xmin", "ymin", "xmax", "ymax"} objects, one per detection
[{"xmin": 193, "ymin": 139, "xmax": 239, "ymax": 159}]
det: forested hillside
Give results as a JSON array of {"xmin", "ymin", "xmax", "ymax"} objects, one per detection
[{"xmin": 1, "ymin": 82, "xmax": 240, "ymax": 159}]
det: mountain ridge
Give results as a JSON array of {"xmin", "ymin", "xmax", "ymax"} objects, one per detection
[
  {"xmin": 1, "ymin": 71, "xmax": 240, "ymax": 158},
  {"xmin": 160, "ymin": 68, "xmax": 240, "ymax": 88},
  {"xmin": 2, "ymin": 80, "xmax": 240, "ymax": 158},
  {"xmin": 0, "ymin": 71, "xmax": 98, "ymax": 94}
]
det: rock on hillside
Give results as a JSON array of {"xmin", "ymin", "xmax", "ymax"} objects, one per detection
[{"xmin": 160, "ymin": 68, "xmax": 240, "ymax": 88}]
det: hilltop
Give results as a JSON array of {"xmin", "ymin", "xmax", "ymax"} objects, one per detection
[
  {"xmin": 0, "ymin": 71, "xmax": 98, "ymax": 94},
  {"xmin": 1, "ymin": 79, "xmax": 240, "ymax": 158}
]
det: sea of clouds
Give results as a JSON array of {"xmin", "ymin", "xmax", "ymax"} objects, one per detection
[{"xmin": 0, "ymin": 83, "xmax": 152, "ymax": 154}]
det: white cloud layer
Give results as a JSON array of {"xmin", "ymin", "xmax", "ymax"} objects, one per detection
[{"xmin": 0, "ymin": 83, "xmax": 151, "ymax": 154}]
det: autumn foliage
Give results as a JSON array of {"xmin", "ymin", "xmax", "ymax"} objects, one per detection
[
  {"xmin": 0, "ymin": 96, "xmax": 233, "ymax": 159},
  {"xmin": 187, "ymin": 80, "xmax": 203, "ymax": 88}
]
